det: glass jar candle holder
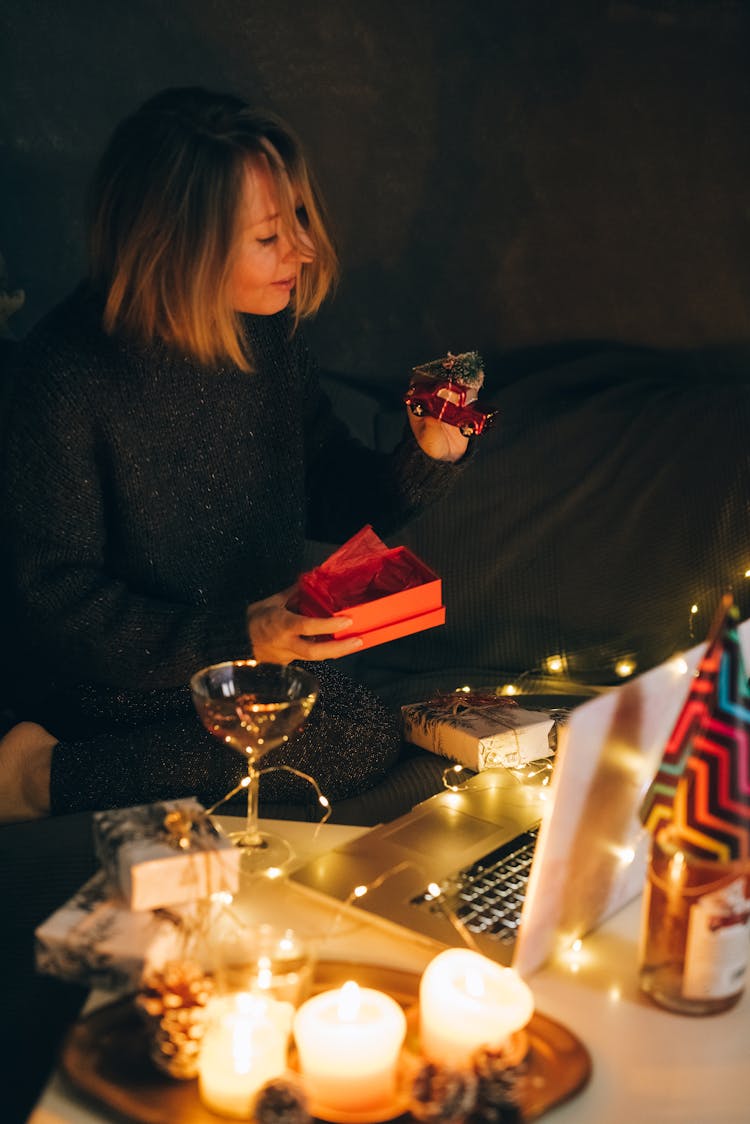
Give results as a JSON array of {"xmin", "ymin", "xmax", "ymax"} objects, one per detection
[
  {"xmin": 638, "ymin": 827, "xmax": 750, "ymax": 1016},
  {"xmin": 198, "ymin": 924, "xmax": 313, "ymax": 1118}
]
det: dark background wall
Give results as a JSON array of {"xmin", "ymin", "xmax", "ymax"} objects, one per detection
[{"xmin": 2, "ymin": 0, "xmax": 750, "ymax": 385}]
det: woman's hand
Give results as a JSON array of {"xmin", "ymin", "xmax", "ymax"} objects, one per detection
[
  {"xmin": 406, "ymin": 411, "xmax": 470, "ymax": 462},
  {"xmin": 246, "ymin": 585, "xmax": 364, "ymax": 664},
  {"xmin": 405, "ymin": 375, "xmax": 483, "ymax": 462},
  {"xmin": 0, "ymin": 722, "xmax": 55, "ymax": 822}
]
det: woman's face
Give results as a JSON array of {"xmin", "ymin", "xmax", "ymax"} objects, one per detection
[{"xmin": 228, "ymin": 160, "xmax": 314, "ymax": 315}]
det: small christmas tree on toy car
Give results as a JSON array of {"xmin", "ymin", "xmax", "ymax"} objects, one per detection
[{"xmin": 405, "ymin": 351, "xmax": 496, "ymax": 437}]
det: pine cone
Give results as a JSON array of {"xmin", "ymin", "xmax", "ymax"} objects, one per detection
[
  {"xmin": 410, "ymin": 1061, "xmax": 478, "ymax": 1124},
  {"xmin": 135, "ymin": 958, "xmax": 214, "ymax": 1079},
  {"xmin": 253, "ymin": 1076, "xmax": 310, "ymax": 1124},
  {"xmin": 469, "ymin": 1045, "xmax": 524, "ymax": 1124}
]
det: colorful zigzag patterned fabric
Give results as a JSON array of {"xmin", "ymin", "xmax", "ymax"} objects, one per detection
[{"xmin": 639, "ymin": 595, "xmax": 750, "ymax": 862}]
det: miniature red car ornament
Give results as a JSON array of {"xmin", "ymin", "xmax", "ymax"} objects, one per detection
[{"xmin": 404, "ymin": 350, "xmax": 496, "ymax": 437}]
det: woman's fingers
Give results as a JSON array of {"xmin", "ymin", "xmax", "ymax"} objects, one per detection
[
  {"xmin": 247, "ymin": 597, "xmax": 363, "ymax": 663},
  {"xmin": 292, "ymin": 633, "xmax": 364, "ymax": 661},
  {"xmin": 275, "ymin": 612, "xmax": 364, "ymax": 660}
]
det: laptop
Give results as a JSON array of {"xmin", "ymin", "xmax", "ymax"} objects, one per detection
[{"xmin": 292, "ymin": 618, "xmax": 750, "ymax": 976}]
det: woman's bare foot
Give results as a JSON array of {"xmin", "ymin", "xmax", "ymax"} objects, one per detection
[{"xmin": 0, "ymin": 722, "xmax": 56, "ymax": 823}]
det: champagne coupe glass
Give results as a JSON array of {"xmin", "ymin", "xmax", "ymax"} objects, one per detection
[{"xmin": 191, "ymin": 660, "xmax": 319, "ymax": 874}]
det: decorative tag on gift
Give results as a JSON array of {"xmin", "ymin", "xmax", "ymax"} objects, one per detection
[
  {"xmin": 93, "ymin": 797, "xmax": 240, "ymax": 912},
  {"xmin": 401, "ymin": 693, "xmax": 560, "ymax": 772}
]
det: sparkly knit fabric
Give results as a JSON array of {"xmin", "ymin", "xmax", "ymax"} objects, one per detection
[{"xmin": 1, "ymin": 284, "xmax": 470, "ymax": 814}]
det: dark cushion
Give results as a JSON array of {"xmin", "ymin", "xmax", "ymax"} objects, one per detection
[{"xmin": 321, "ymin": 345, "xmax": 750, "ymax": 709}]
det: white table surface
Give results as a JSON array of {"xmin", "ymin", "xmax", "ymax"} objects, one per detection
[{"xmin": 29, "ymin": 816, "xmax": 749, "ymax": 1124}]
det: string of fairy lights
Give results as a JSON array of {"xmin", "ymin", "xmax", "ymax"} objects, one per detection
[
  {"xmin": 202, "ymin": 579, "xmax": 749, "ymax": 980},
  {"xmin": 483, "ymin": 573, "xmax": 750, "ymax": 696}
]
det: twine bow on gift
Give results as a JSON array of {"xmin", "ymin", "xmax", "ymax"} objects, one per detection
[
  {"xmin": 426, "ymin": 690, "xmax": 518, "ymax": 716},
  {"xmin": 162, "ymin": 807, "xmax": 203, "ymax": 851}
]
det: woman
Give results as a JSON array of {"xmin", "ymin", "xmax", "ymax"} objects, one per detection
[{"xmin": 0, "ymin": 87, "xmax": 475, "ymax": 819}]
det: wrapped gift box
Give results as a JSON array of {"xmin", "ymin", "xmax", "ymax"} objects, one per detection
[
  {"xmin": 297, "ymin": 525, "xmax": 445, "ymax": 651},
  {"xmin": 401, "ymin": 695, "xmax": 560, "ymax": 772},
  {"xmin": 34, "ymin": 871, "xmax": 190, "ymax": 992},
  {"xmin": 93, "ymin": 797, "xmax": 240, "ymax": 912}
]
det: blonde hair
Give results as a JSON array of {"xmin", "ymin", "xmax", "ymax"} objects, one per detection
[{"xmin": 88, "ymin": 87, "xmax": 339, "ymax": 370}]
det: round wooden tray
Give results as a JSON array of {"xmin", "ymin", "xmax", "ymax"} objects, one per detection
[{"xmin": 60, "ymin": 961, "xmax": 591, "ymax": 1123}]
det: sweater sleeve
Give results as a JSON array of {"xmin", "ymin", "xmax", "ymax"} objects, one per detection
[
  {"xmin": 1, "ymin": 355, "xmax": 250, "ymax": 692},
  {"xmin": 294, "ymin": 331, "xmax": 476, "ymax": 544}
]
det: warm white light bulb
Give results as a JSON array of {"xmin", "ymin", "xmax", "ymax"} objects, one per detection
[
  {"xmin": 669, "ymin": 851, "xmax": 686, "ymax": 884},
  {"xmin": 614, "ymin": 659, "xmax": 635, "ymax": 678}
]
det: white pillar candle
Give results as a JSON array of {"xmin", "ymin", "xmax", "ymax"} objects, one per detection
[
  {"xmin": 293, "ymin": 980, "xmax": 407, "ymax": 1113},
  {"xmin": 198, "ymin": 993, "xmax": 289, "ymax": 1119},
  {"xmin": 419, "ymin": 949, "xmax": 534, "ymax": 1067}
]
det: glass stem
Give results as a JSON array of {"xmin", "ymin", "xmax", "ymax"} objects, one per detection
[{"xmin": 244, "ymin": 759, "xmax": 264, "ymax": 848}]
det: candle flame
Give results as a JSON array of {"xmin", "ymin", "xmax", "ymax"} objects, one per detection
[
  {"xmin": 338, "ymin": 980, "xmax": 361, "ymax": 1021},
  {"xmin": 235, "ymin": 992, "xmax": 266, "ymax": 1018},
  {"xmin": 231, "ymin": 993, "xmax": 267, "ymax": 1074},
  {"xmin": 463, "ymin": 967, "xmax": 485, "ymax": 999},
  {"xmin": 257, "ymin": 955, "xmax": 272, "ymax": 990},
  {"xmin": 235, "ymin": 992, "xmax": 254, "ymax": 1015}
]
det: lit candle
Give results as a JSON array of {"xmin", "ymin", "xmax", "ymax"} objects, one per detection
[
  {"xmin": 419, "ymin": 949, "xmax": 534, "ymax": 1067},
  {"xmin": 293, "ymin": 980, "xmax": 406, "ymax": 1113},
  {"xmin": 198, "ymin": 993, "xmax": 289, "ymax": 1119}
]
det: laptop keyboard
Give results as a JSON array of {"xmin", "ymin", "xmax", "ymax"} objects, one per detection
[{"xmin": 410, "ymin": 826, "xmax": 540, "ymax": 945}]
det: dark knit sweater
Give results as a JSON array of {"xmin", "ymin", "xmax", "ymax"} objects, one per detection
[{"xmin": 1, "ymin": 284, "xmax": 469, "ymax": 811}]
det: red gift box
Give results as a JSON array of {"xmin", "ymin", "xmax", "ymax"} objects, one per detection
[{"xmin": 297, "ymin": 526, "xmax": 445, "ymax": 651}]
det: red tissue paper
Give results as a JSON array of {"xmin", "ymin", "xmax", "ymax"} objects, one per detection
[{"xmin": 297, "ymin": 525, "xmax": 445, "ymax": 651}]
